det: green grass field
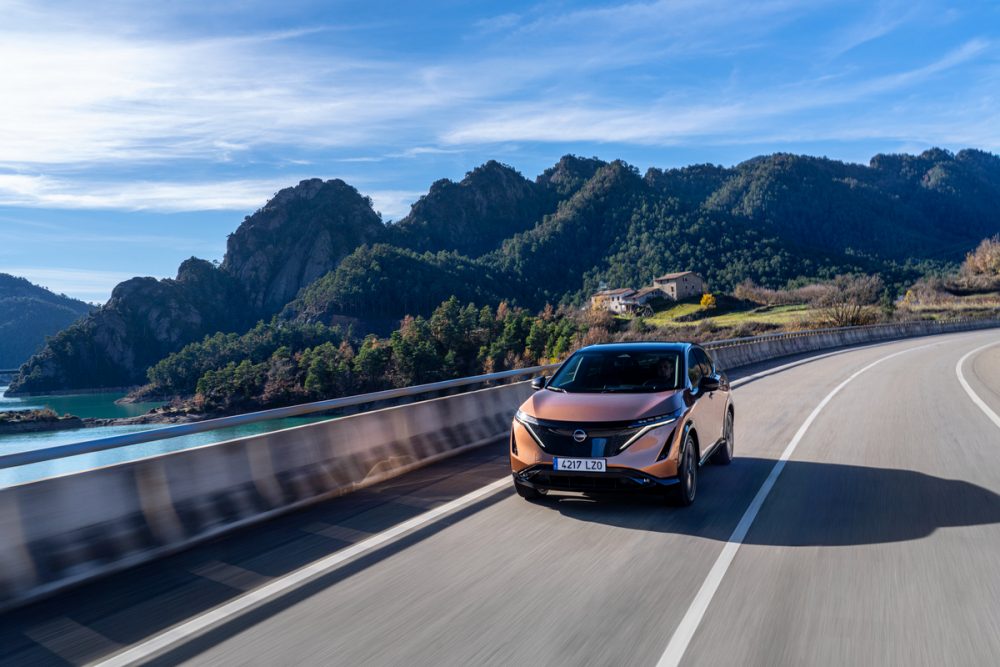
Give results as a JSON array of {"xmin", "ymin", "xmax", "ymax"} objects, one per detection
[{"xmin": 642, "ymin": 301, "xmax": 815, "ymax": 328}]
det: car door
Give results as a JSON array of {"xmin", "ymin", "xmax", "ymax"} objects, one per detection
[
  {"xmin": 686, "ymin": 348, "xmax": 717, "ymax": 458},
  {"xmin": 690, "ymin": 346, "xmax": 725, "ymax": 450}
]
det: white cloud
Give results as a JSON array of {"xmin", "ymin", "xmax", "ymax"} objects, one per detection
[
  {"xmin": 443, "ymin": 39, "xmax": 994, "ymax": 147},
  {"xmin": 0, "ymin": 174, "xmax": 303, "ymax": 212},
  {"xmin": 0, "ymin": 0, "xmax": 994, "ymax": 214},
  {"xmin": 0, "ymin": 26, "xmax": 475, "ymax": 168},
  {"xmin": 365, "ymin": 190, "xmax": 422, "ymax": 221}
]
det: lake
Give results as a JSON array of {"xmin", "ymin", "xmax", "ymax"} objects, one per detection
[
  {"xmin": 0, "ymin": 385, "xmax": 164, "ymax": 418},
  {"xmin": 0, "ymin": 386, "xmax": 331, "ymax": 487}
]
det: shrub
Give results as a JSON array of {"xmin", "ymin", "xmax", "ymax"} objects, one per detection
[{"xmin": 811, "ymin": 274, "xmax": 884, "ymax": 327}]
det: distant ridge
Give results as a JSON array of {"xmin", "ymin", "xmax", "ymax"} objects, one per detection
[
  {"xmin": 0, "ymin": 273, "xmax": 94, "ymax": 370},
  {"xmin": 9, "ymin": 147, "xmax": 1000, "ymax": 395}
]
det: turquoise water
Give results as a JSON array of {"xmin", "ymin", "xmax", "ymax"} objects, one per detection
[
  {"xmin": 0, "ymin": 385, "xmax": 163, "ymax": 418},
  {"xmin": 0, "ymin": 386, "xmax": 331, "ymax": 487}
]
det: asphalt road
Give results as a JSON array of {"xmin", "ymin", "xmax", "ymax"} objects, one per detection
[{"xmin": 4, "ymin": 329, "xmax": 1000, "ymax": 666}]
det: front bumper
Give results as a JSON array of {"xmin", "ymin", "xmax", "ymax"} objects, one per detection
[{"xmin": 513, "ymin": 464, "xmax": 680, "ymax": 494}]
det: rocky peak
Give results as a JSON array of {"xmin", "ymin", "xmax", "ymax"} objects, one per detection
[
  {"xmin": 536, "ymin": 155, "xmax": 606, "ymax": 197},
  {"xmin": 386, "ymin": 160, "xmax": 549, "ymax": 257},
  {"xmin": 222, "ymin": 178, "xmax": 385, "ymax": 314}
]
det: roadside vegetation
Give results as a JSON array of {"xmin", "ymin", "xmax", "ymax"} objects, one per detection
[
  {"xmin": 130, "ymin": 235, "xmax": 1000, "ymax": 417},
  {"xmin": 897, "ymin": 236, "xmax": 1000, "ymax": 321}
]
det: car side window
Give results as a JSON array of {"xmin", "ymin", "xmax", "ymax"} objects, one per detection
[
  {"xmin": 687, "ymin": 350, "xmax": 703, "ymax": 386},
  {"xmin": 694, "ymin": 347, "xmax": 714, "ymax": 378}
]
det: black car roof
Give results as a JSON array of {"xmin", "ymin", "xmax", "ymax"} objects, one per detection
[{"xmin": 576, "ymin": 341, "xmax": 693, "ymax": 354}]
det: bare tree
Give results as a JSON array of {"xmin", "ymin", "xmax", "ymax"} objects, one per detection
[{"xmin": 811, "ymin": 274, "xmax": 885, "ymax": 327}]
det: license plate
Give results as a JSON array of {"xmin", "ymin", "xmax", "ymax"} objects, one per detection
[{"xmin": 553, "ymin": 457, "xmax": 607, "ymax": 472}]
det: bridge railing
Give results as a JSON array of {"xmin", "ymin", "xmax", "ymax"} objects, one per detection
[{"xmin": 0, "ymin": 364, "xmax": 558, "ymax": 470}]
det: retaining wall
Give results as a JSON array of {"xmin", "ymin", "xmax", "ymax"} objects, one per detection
[{"xmin": 1, "ymin": 317, "xmax": 999, "ymax": 608}]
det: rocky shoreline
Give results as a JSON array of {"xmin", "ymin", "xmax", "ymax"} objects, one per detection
[
  {"xmin": 84, "ymin": 410, "xmax": 207, "ymax": 428},
  {"xmin": 0, "ymin": 414, "xmax": 85, "ymax": 435},
  {"xmin": 0, "ymin": 406, "xmax": 210, "ymax": 436}
]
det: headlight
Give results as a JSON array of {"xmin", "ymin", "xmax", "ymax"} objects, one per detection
[
  {"xmin": 513, "ymin": 410, "xmax": 545, "ymax": 448},
  {"xmin": 620, "ymin": 409, "xmax": 683, "ymax": 452},
  {"xmin": 514, "ymin": 409, "xmax": 540, "ymax": 426},
  {"xmin": 628, "ymin": 410, "xmax": 682, "ymax": 429}
]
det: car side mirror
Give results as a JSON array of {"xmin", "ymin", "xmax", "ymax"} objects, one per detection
[
  {"xmin": 531, "ymin": 376, "xmax": 547, "ymax": 390},
  {"xmin": 699, "ymin": 375, "xmax": 720, "ymax": 393}
]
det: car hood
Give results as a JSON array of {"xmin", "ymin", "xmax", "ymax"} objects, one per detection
[{"xmin": 520, "ymin": 388, "xmax": 684, "ymax": 423}]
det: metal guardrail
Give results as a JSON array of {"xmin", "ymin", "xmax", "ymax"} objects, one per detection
[{"xmin": 0, "ymin": 364, "xmax": 559, "ymax": 470}]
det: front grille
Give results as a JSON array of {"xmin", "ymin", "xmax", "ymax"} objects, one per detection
[
  {"xmin": 528, "ymin": 421, "xmax": 640, "ymax": 457},
  {"xmin": 515, "ymin": 465, "xmax": 678, "ymax": 493}
]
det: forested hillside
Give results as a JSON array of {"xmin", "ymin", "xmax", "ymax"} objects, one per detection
[
  {"xmin": 0, "ymin": 274, "xmax": 93, "ymax": 369},
  {"xmin": 10, "ymin": 147, "xmax": 1000, "ymax": 395}
]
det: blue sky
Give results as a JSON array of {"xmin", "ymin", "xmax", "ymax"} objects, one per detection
[{"xmin": 1, "ymin": 0, "xmax": 998, "ymax": 302}]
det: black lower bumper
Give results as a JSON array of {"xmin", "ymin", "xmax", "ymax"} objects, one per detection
[{"xmin": 513, "ymin": 464, "xmax": 679, "ymax": 494}]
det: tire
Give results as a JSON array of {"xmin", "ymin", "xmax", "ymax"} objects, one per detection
[
  {"xmin": 711, "ymin": 409, "xmax": 735, "ymax": 465},
  {"xmin": 669, "ymin": 433, "xmax": 698, "ymax": 506},
  {"xmin": 514, "ymin": 479, "xmax": 541, "ymax": 500}
]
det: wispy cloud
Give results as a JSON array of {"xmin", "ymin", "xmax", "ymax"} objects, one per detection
[
  {"xmin": 365, "ymin": 190, "xmax": 422, "ymax": 221},
  {"xmin": 443, "ymin": 39, "xmax": 995, "ymax": 146},
  {"xmin": 0, "ymin": 27, "xmax": 479, "ymax": 169},
  {"xmin": 0, "ymin": 174, "xmax": 305, "ymax": 212},
  {"xmin": 825, "ymin": 0, "xmax": 917, "ymax": 59},
  {"xmin": 0, "ymin": 0, "xmax": 996, "ymax": 216}
]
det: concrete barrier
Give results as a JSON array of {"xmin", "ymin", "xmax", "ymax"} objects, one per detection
[
  {"xmin": 0, "ymin": 382, "xmax": 533, "ymax": 609},
  {"xmin": 1, "ymin": 317, "xmax": 999, "ymax": 608},
  {"xmin": 704, "ymin": 319, "xmax": 1000, "ymax": 370}
]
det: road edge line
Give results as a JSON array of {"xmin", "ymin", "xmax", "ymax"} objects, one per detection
[{"xmin": 955, "ymin": 340, "xmax": 1000, "ymax": 432}]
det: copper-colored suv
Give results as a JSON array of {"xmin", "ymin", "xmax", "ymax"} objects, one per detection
[{"xmin": 510, "ymin": 342, "xmax": 734, "ymax": 505}]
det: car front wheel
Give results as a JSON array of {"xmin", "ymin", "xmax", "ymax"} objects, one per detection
[
  {"xmin": 711, "ymin": 409, "xmax": 734, "ymax": 465},
  {"xmin": 670, "ymin": 433, "xmax": 698, "ymax": 506}
]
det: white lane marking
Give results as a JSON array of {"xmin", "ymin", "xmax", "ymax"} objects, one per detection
[
  {"xmin": 956, "ymin": 340, "xmax": 1000, "ymax": 432},
  {"xmin": 90, "ymin": 477, "xmax": 511, "ymax": 667},
  {"xmin": 656, "ymin": 339, "xmax": 943, "ymax": 667}
]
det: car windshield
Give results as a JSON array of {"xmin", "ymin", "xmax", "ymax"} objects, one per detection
[{"xmin": 548, "ymin": 349, "xmax": 683, "ymax": 393}]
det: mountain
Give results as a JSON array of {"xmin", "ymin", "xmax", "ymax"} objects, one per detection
[
  {"xmin": 223, "ymin": 178, "xmax": 384, "ymax": 315},
  {"xmin": 7, "ymin": 259, "xmax": 253, "ymax": 394},
  {"xmin": 9, "ymin": 148, "xmax": 1000, "ymax": 395},
  {"xmin": 8, "ymin": 179, "xmax": 382, "ymax": 395},
  {"xmin": 385, "ymin": 161, "xmax": 555, "ymax": 257},
  {"xmin": 0, "ymin": 274, "xmax": 94, "ymax": 370}
]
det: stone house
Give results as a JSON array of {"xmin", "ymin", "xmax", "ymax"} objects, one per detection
[{"xmin": 652, "ymin": 271, "xmax": 706, "ymax": 301}]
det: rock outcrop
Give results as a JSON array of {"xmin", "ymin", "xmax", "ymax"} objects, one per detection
[
  {"xmin": 7, "ymin": 259, "xmax": 253, "ymax": 394},
  {"xmin": 223, "ymin": 179, "xmax": 384, "ymax": 315}
]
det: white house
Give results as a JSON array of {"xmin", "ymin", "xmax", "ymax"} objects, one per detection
[{"xmin": 590, "ymin": 288, "xmax": 636, "ymax": 314}]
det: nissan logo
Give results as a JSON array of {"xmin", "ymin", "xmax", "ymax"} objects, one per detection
[{"xmin": 573, "ymin": 429, "xmax": 588, "ymax": 443}]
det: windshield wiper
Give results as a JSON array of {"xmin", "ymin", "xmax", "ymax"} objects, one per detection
[{"xmin": 545, "ymin": 386, "xmax": 566, "ymax": 393}]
